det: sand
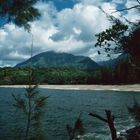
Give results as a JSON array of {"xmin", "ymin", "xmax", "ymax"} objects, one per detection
[{"xmin": 0, "ymin": 84, "xmax": 140, "ymax": 92}]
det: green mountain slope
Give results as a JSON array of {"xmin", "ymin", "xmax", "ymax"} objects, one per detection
[{"xmin": 15, "ymin": 51, "xmax": 100, "ymax": 70}]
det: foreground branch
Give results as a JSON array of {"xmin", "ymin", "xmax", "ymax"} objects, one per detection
[
  {"xmin": 89, "ymin": 110, "xmax": 118, "ymax": 140},
  {"xmin": 112, "ymin": 5, "xmax": 140, "ymax": 13},
  {"xmin": 89, "ymin": 113, "xmax": 107, "ymax": 123}
]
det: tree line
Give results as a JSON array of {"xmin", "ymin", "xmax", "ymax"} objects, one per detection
[{"xmin": 0, "ymin": 62, "xmax": 140, "ymax": 85}]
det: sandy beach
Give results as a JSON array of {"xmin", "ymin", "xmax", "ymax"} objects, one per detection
[{"xmin": 0, "ymin": 84, "xmax": 140, "ymax": 92}]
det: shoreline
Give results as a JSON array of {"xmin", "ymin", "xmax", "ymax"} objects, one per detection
[{"xmin": 0, "ymin": 84, "xmax": 140, "ymax": 92}]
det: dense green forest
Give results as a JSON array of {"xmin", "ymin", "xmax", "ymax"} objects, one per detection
[{"xmin": 0, "ymin": 61, "xmax": 140, "ymax": 85}]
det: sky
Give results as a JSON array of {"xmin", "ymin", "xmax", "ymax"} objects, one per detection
[{"xmin": 0, "ymin": 0, "xmax": 140, "ymax": 67}]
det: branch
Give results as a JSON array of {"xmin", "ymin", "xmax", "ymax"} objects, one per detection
[
  {"xmin": 97, "ymin": 6, "xmax": 121, "ymax": 24},
  {"xmin": 89, "ymin": 113, "xmax": 108, "ymax": 123},
  {"xmin": 89, "ymin": 110, "xmax": 118, "ymax": 140},
  {"xmin": 112, "ymin": 5, "xmax": 140, "ymax": 13},
  {"xmin": 105, "ymin": 110, "xmax": 114, "ymax": 122},
  {"xmin": 137, "ymin": 0, "xmax": 140, "ymax": 4},
  {"xmin": 119, "ymin": 14, "xmax": 137, "ymax": 25}
]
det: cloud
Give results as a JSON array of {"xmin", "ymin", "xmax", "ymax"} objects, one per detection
[
  {"xmin": 0, "ymin": 0, "xmax": 139, "ymax": 67},
  {"xmin": 51, "ymin": 3, "xmax": 111, "ymax": 41},
  {"xmin": 46, "ymin": 2, "xmax": 116, "ymax": 60},
  {"xmin": 112, "ymin": 0, "xmax": 127, "ymax": 4},
  {"xmin": 124, "ymin": 0, "xmax": 140, "ymax": 22},
  {"xmin": 78, "ymin": 0, "xmax": 107, "ymax": 5}
]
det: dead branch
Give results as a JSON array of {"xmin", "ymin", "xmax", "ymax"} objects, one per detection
[
  {"xmin": 89, "ymin": 110, "xmax": 118, "ymax": 140},
  {"xmin": 89, "ymin": 113, "xmax": 107, "ymax": 123},
  {"xmin": 137, "ymin": 0, "xmax": 140, "ymax": 5},
  {"xmin": 112, "ymin": 5, "xmax": 140, "ymax": 13}
]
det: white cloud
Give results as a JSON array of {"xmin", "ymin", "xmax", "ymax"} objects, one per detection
[
  {"xmin": 50, "ymin": 3, "xmax": 111, "ymax": 56},
  {"xmin": 124, "ymin": 0, "xmax": 140, "ymax": 22},
  {"xmin": 73, "ymin": 27, "xmax": 82, "ymax": 35},
  {"xmin": 79, "ymin": 0, "xmax": 105, "ymax": 6},
  {"xmin": 112, "ymin": 0, "xmax": 127, "ymax": 4}
]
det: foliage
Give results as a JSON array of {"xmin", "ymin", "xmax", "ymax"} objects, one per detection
[
  {"xmin": 95, "ymin": 22, "xmax": 126, "ymax": 54},
  {"xmin": 12, "ymin": 85, "xmax": 48, "ymax": 140},
  {"xmin": 66, "ymin": 115, "xmax": 85, "ymax": 140},
  {"xmin": 95, "ymin": 12, "xmax": 140, "ymax": 68},
  {"xmin": 0, "ymin": 66, "xmax": 140, "ymax": 85},
  {"xmin": 0, "ymin": 0, "xmax": 41, "ymax": 30},
  {"xmin": 15, "ymin": 51, "xmax": 100, "ymax": 70},
  {"xmin": 95, "ymin": 21, "xmax": 128, "ymax": 56},
  {"xmin": 127, "ymin": 98, "xmax": 140, "ymax": 122}
]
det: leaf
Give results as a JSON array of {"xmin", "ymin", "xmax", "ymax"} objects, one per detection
[
  {"xmin": 35, "ymin": 96, "xmax": 48, "ymax": 108},
  {"xmin": 12, "ymin": 93, "xmax": 27, "ymax": 113}
]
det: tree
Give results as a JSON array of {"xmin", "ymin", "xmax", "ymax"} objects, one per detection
[
  {"xmin": 0, "ymin": 0, "xmax": 41, "ymax": 30},
  {"xmin": 12, "ymin": 85, "xmax": 48, "ymax": 140},
  {"xmin": 95, "ymin": 2, "xmax": 140, "ymax": 68}
]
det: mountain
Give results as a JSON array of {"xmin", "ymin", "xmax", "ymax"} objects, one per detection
[
  {"xmin": 16, "ymin": 51, "xmax": 100, "ymax": 70},
  {"xmin": 98, "ymin": 53, "xmax": 131, "ymax": 68}
]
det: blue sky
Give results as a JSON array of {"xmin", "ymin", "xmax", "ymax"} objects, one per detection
[
  {"xmin": 44, "ymin": 0, "xmax": 77, "ymax": 10},
  {"xmin": 45, "ymin": 0, "xmax": 126, "ymax": 11},
  {"xmin": 0, "ymin": 0, "xmax": 139, "ymax": 67}
]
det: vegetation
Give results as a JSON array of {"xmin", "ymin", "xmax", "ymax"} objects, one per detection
[
  {"xmin": 0, "ymin": 0, "xmax": 41, "ymax": 30},
  {"xmin": 95, "ymin": 9, "xmax": 140, "ymax": 70},
  {"xmin": 126, "ymin": 100, "xmax": 140, "ymax": 140},
  {"xmin": 15, "ymin": 51, "xmax": 100, "ymax": 70},
  {"xmin": 66, "ymin": 100, "xmax": 140, "ymax": 140},
  {"xmin": 66, "ymin": 115, "xmax": 84, "ymax": 140},
  {"xmin": 0, "ymin": 65, "xmax": 139, "ymax": 85},
  {"xmin": 12, "ymin": 85, "xmax": 48, "ymax": 140}
]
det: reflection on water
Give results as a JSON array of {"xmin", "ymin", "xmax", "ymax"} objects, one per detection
[{"xmin": 0, "ymin": 88, "xmax": 140, "ymax": 140}]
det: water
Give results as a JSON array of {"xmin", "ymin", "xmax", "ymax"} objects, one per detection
[{"xmin": 0, "ymin": 87, "xmax": 140, "ymax": 140}]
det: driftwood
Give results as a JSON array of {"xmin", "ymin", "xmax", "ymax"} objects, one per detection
[{"xmin": 89, "ymin": 110, "xmax": 118, "ymax": 140}]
